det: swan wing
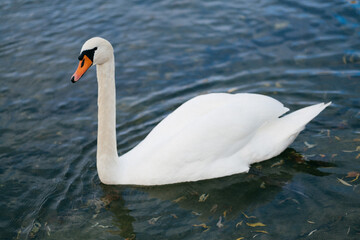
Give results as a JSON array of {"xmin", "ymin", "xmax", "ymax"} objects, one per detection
[{"xmin": 119, "ymin": 93, "xmax": 289, "ymax": 185}]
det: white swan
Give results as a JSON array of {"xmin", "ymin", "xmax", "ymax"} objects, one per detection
[{"xmin": 71, "ymin": 37, "xmax": 331, "ymax": 185}]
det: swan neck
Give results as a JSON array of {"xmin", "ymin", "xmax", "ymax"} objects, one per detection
[{"xmin": 96, "ymin": 55, "xmax": 119, "ymax": 183}]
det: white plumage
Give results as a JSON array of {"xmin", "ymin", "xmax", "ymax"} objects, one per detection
[{"xmin": 71, "ymin": 37, "xmax": 331, "ymax": 185}]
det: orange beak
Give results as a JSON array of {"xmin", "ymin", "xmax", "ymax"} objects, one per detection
[{"xmin": 71, "ymin": 55, "xmax": 93, "ymax": 83}]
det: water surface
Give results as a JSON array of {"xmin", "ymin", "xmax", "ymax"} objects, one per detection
[{"xmin": 1, "ymin": 0, "xmax": 360, "ymax": 239}]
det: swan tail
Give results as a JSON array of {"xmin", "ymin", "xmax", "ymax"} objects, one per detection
[
  {"xmin": 243, "ymin": 102, "xmax": 331, "ymax": 164},
  {"xmin": 279, "ymin": 102, "xmax": 331, "ymax": 133}
]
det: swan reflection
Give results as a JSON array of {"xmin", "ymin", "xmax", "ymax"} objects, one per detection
[{"xmin": 100, "ymin": 149, "xmax": 334, "ymax": 239}]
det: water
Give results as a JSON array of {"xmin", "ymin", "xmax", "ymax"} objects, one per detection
[{"xmin": 1, "ymin": 0, "xmax": 360, "ymax": 239}]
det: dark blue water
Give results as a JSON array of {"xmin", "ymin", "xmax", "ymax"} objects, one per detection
[{"xmin": 1, "ymin": 0, "xmax": 360, "ymax": 239}]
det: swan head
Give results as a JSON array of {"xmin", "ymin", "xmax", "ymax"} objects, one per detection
[{"xmin": 71, "ymin": 37, "xmax": 114, "ymax": 83}]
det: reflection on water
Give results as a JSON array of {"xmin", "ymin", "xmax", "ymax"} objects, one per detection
[
  {"xmin": 1, "ymin": 0, "xmax": 360, "ymax": 239},
  {"xmin": 99, "ymin": 149, "xmax": 335, "ymax": 239}
]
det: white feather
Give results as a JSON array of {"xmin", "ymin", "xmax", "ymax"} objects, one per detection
[{"xmin": 74, "ymin": 37, "xmax": 331, "ymax": 185}]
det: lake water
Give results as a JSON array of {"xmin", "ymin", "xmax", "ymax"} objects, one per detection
[{"xmin": 1, "ymin": 0, "xmax": 360, "ymax": 239}]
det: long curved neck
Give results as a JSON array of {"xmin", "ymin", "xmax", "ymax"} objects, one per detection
[{"xmin": 96, "ymin": 55, "xmax": 119, "ymax": 183}]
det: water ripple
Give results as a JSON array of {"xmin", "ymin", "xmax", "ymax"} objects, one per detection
[{"xmin": 1, "ymin": 0, "xmax": 359, "ymax": 239}]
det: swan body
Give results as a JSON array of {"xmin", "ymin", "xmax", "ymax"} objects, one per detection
[{"xmin": 71, "ymin": 37, "xmax": 331, "ymax": 185}]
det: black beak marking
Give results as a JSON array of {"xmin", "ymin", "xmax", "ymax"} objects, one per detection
[{"xmin": 78, "ymin": 47, "xmax": 98, "ymax": 62}]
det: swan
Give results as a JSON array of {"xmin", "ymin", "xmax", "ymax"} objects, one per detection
[{"xmin": 71, "ymin": 37, "xmax": 331, "ymax": 185}]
